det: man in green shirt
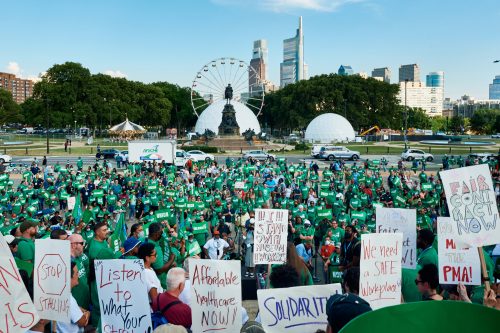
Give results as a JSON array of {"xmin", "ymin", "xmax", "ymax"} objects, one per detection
[
  {"xmin": 147, "ymin": 222, "xmax": 175, "ymax": 289},
  {"xmin": 416, "ymin": 229, "xmax": 438, "ymax": 269},
  {"xmin": 69, "ymin": 233, "xmax": 90, "ymax": 310},
  {"xmin": 17, "ymin": 221, "xmax": 38, "ymax": 263}
]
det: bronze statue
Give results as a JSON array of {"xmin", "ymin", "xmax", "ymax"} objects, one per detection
[{"xmin": 224, "ymin": 84, "xmax": 233, "ymax": 104}]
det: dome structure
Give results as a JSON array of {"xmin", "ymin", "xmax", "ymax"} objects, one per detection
[
  {"xmin": 305, "ymin": 113, "xmax": 355, "ymax": 143},
  {"xmin": 195, "ymin": 100, "xmax": 261, "ymax": 135}
]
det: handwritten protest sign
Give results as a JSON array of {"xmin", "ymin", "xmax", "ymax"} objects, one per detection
[
  {"xmin": 67, "ymin": 196, "xmax": 76, "ymax": 211},
  {"xmin": 95, "ymin": 259, "xmax": 152, "ymax": 333},
  {"xmin": 189, "ymin": 259, "xmax": 242, "ymax": 333},
  {"xmin": 234, "ymin": 181, "xmax": 245, "ymax": 189},
  {"xmin": 0, "ymin": 234, "xmax": 39, "ymax": 333},
  {"xmin": 437, "ymin": 217, "xmax": 481, "ymax": 285},
  {"xmin": 257, "ymin": 284, "xmax": 342, "ymax": 333},
  {"xmin": 34, "ymin": 239, "xmax": 71, "ymax": 322},
  {"xmin": 254, "ymin": 209, "xmax": 288, "ymax": 264},
  {"xmin": 440, "ymin": 164, "xmax": 500, "ymax": 247},
  {"xmin": 376, "ymin": 207, "xmax": 417, "ymax": 269},
  {"xmin": 359, "ymin": 233, "xmax": 402, "ymax": 310}
]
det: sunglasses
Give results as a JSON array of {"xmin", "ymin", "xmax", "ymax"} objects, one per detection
[{"xmin": 72, "ymin": 242, "xmax": 85, "ymax": 246}]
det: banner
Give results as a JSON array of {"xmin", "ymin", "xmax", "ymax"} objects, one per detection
[
  {"xmin": 359, "ymin": 233, "xmax": 403, "ymax": 310},
  {"xmin": 34, "ymin": 239, "xmax": 71, "ymax": 322},
  {"xmin": 376, "ymin": 207, "xmax": 417, "ymax": 269},
  {"xmin": 234, "ymin": 181, "xmax": 245, "ymax": 189},
  {"xmin": 189, "ymin": 259, "xmax": 242, "ymax": 333},
  {"xmin": 67, "ymin": 196, "xmax": 76, "ymax": 211},
  {"xmin": 192, "ymin": 222, "xmax": 208, "ymax": 234},
  {"xmin": 95, "ymin": 259, "xmax": 152, "ymax": 333},
  {"xmin": 254, "ymin": 209, "xmax": 288, "ymax": 264},
  {"xmin": 440, "ymin": 164, "xmax": 500, "ymax": 247},
  {"xmin": 0, "ymin": 234, "xmax": 39, "ymax": 333},
  {"xmin": 317, "ymin": 209, "xmax": 333, "ymax": 220},
  {"xmin": 257, "ymin": 284, "xmax": 342, "ymax": 333},
  {"xmin": 437, "ymin": 217, "xmax": 481, "ymax": 285}
]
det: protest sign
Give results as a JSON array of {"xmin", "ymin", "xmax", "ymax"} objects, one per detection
[
  {"xmin": 254, "ymin": 209, "xmax": 288, "ymax": 264},
  {"xmin": 234, "ymin": 181, "xmax": 245, "ymax": 189},
  {"xmin": 317, "ymin": 209, "xmax": 333, "ymax": 220},
  {"xmin": 67, "ymin": 196, "xmax": 76, "ymax": 211},
  {"xmin": 192, "ymin": 222, "xmax": 208, "ymax": 234},
  {"xmin": 189, "ymin": 259, "xmax": 242, "ymax": 333},
  {"xmin": 359, "ymin": 233, "xmax": 403, "ymax": 310},
  {"xmin": 376, "ymin": 207, "xmax": 417, "ymax": 269},
  {"xmin": 440, "ymin": 164, "xmax": 500, "ymax": 247},
  {"xmin": 437, "ymin": 217, "xmax": 481, "ymax": 285},
  {"xmin": 33, "ymin": 239, "xmax": 71, "ymax": 322},
  {"xmin": 95, "ymin": 259, "xmax": 152, "ymax": 333},
  {"xmin": 257, "ymin": 284, "xmax": 342, "ymax": 333},
  {"xmin": 0, "ymin": 234, "xmax": 39, "ymax": 333}
]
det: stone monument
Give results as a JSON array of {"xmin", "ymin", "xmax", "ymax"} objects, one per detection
[{"xmin": 218, "ymin": 84, "xmax": 240, "ymax": 136}]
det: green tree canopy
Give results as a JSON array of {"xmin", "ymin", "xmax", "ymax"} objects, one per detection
[
  {"xmin": 470, "ymin": 108, "xmax": 500, "ymax": 134},
  {"xmin": 0, "ymin": 89, "xmax": 23, "ymax": 124}
]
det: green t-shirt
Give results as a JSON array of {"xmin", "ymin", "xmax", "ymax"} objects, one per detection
[
  {"xmin": 17, "ymin": 237, "xmax": 35, "ymax": 262},
  {"xmin": 72, "ymin": 254, "xmax": 90, "ymax": 309}
]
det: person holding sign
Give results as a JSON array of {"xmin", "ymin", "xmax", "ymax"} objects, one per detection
[{"xmin": 57, "ymin": 262, "xmax": 90, "ymax": 333}]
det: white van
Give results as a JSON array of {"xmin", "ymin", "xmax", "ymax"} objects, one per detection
[{"xmin": 310, "ymin": 144, "xmax": 336, "ymax": 158}]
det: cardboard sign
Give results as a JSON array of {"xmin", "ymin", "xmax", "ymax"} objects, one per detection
[
  {"xmin": 0, "ymin": 234, "xmax": 39, "ymax": 333},
  {"xmin": 359, "ymin": 233, "xmax": 403, "ymax": 310},
  {"xmin": 34, "ymin": 239, "xmax": 71, "ymax": 322},
  {"xmin": 67, "ymin": 196, "xmax": 76, "ymax": 211},
  {"xmin": 155, "ymin": 209, "xmax": 170, "ymax": 221},
  {"xmin": 95, "ymin": 259, "xmax": 152, "ymax": 333},
  {"xmin": 440, "ymin": 164, "xmax": 500, "ymax": 247},
  {"xmin": 189, "ymin": 259, "xmax": 242, "ymax": 333},
  {"xmin": 437, "ymin": 217, "xmax": 481, "ymax": 285},
  {"xmin": 254, "ymin": 209, "xmax": 288, "ymax": 264},
  {"xmin": 376, "ymin": 207, "xmax": 417, "ymax": 269},
  {"xmin": 234, "ymin": 181, "xmax": 245, "ymax": 189},
  {"xmin": 257, "ymin": 284, "xmax": 342, "ymax": 333},
  {"xmin": 317, "ymin": 209, "xmax": 333, "ymax": 220}
]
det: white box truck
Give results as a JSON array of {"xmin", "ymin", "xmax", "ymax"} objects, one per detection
[{"xmin": 128, "ymin": 140, "xmax": 176, "ymax": 164}]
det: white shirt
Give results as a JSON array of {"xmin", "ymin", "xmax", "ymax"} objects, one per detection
[
  {"xmin": 179, "ymin": 278, "xmax": 191, "ymax": 305},
  {"xmin": 203, "ymin": 237, "xmax": 229, "ymax": 259},
  {"xmin": 144, "ymin": 267, "xmax": 164, "ymax": 302},
  {"xmin": 56, "ymin": 296, "xmax": 83, "ymax": 333}
]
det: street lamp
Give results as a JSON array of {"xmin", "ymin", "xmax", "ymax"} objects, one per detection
[
  {"xmin": 404, "ymin": 79, "xmax": 408, "ymax": 150},
  {"xmin": 46, "ymin": 98, "xmax": 50, "ymax": 154},
  {"xmin": 74, "ymin": 120, "xmax": 77, "ymax": 136}
]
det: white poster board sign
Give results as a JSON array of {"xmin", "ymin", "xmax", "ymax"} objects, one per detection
[
  {"xmin": 440, "ymin": 164, "xmax": 500, "ymax": 247},
  {"xmin": 95, "ymin": 259, "xmax": 152, "ymax": 333},
  {"xmin": 67, "ymin": 196, "xmax": 76, "ymax": 211},
  {"xmin": 257, "ymin": 284, "xmax": 342, "ymax": 333},
  {"xmin": 376, "ymin": 207, "xmax": 417, "ymax": 269},
  {"xmin": 254, "ymin": 209, "xmax": 288, "ymax": 264},
  {"xmin": 34, "ymin": 239, "xmax": 71, "ymax": 322},
  {"xmin": 0, "ymin": 234, "xmax": 39, "ymax": 333},
  {"xmin": 437, "ymin": 217, "xmax": 481, "ymax": 285},
  {"xmin": 359, "ymin": 233, "xmax": 403, "ymax": 310},
  {"xmin": 234, "ymin": 181, "xmax": 245, "ymax": 189},
  {"xmin": 189, "ymin": 259, "xmax": 242, "ymax": 333}
]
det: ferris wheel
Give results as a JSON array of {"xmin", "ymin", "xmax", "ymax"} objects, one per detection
[{"xmin": 190, "ymin": 57, "xmax": 265, "ymax": 117}]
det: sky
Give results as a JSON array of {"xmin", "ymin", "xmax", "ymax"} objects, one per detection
[{"xmin": 1, "ymin": 0, "xmax": 500, "ymax": 100}]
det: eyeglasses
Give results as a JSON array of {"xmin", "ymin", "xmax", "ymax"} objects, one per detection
[
  {"xmin": 72, "ymin": 242, "xmax": 85, "ymax": 246},
  {"xmin": 414, "ymin": 279, "xmax": 424, "ymax": 285}
]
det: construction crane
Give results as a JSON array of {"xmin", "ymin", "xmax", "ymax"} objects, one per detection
[{"xmin": 360, "ymin": 125, "xmax": 380, "ymax": 136}]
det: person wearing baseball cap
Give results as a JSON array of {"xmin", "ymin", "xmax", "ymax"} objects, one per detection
[
  {"xmin": 203, "ymin": 230, "xmax": 229, "ymax": 260},
  {"xmin": 17, "ymin": 221, "xmax": 38, "ymax": 263},
  {"xmin": 326, "ymin": 292, "xmax": 372, "ymax": 333},
  {"xmin": 121, "ymin": 237, "xmax": 142, "ymax": 259}
]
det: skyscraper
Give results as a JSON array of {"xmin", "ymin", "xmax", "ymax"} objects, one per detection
[
  {"xmin": 280, "ymin": 16, "xmax": 305, "ymax": 88},
  {"xmin": 249, "ymin": 39, "xmax": 268, "ymax": 95},
  {"xmin": 489, "ymin": 75, "xmax": 500, "ymax": 99},
  {"xmin": 426, "ymin": 71, "xmax": 444, "ymax": 87},
  {"xmin": 338, "ymin": 65, "xmax": 354, "ymax": 76},
  {"xmin": 399, "ymin": 64, "xmax": 420, "ymax": 82},
  {"xmin": 0, "ymin": 72, "xmax": 34, "ymax": 103},
  {"xmin": 372, "ymin": 67, "xmax": 391, "ymax": 83}
]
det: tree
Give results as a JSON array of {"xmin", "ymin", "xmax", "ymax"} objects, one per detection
[
  {"xmin": 430, "ymin": 116, "xmax": 447, "ymax": 133},
  {"xmin": 470, "ymin": 108, "xmax": 500, "ymax": 134},
  {"xmin": 0, "ymin": 89, "xmax": 23, "ymax": 124},
  {"xmin": 449, "ymin": 116, "xmax": 465, "ymax": 134},
  {"xmin": 407, "ymin": 107, "xmax": 431, "ymax": 129}
]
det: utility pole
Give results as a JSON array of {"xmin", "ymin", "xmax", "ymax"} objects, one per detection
[
  {"xmin": 46, "ymin": 98, "xmax": 50, "ymax": 154},
  {"xmin": 404, "ymin": 79, "xmax": 408, "ymax": 150}
]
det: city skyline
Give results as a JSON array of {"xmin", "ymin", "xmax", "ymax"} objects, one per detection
[{"xmin": 1, "ymin": 0, "xmax": 499, "ymax": 100}]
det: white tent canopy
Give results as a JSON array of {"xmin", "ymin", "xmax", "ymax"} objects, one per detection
[{"xmin": 109, "ymin": 118, "xmax": 146, "ymax": 132}]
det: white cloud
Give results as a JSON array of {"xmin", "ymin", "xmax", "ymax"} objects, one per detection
[
  {"xmin": 212, "ymin": 0, "xmax": 365, "ymax": 12},
  {"xmin": 6, "ymin": 61, "xmax": 21, "ymax": 75},
  {"xmin": 104, "ymin": 70, "xmax": 127, "ymax": 78}
]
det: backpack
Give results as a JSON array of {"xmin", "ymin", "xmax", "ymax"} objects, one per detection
[{"xmin": 150, "ymin": 294, "xmax": 182, "ymax": 330}]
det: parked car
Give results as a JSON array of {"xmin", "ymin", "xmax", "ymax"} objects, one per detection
[
  {"xmin": 468, "ymin": 153, "xmax": 496, "ymax": 163},
  {"xmin": 114, "ymin": 150, "xmax": 128, "ymax": 162},
  {"xmin": 310, "ymin": 144, "xmax": 337, "ymax": 158},
  {"xmin": 0, "ymin": 154, "xmax": 12, "ymax": 164},
  {"xmin": 175, "ymin": 149, "xmax": 190, "ymax": 167},
  {"xmin": 401, "ymin": 149, "xmax": 434, "ymax": 161},
  {"xmin": 320, "ymin": 146, "xmax": 360, "ymax": 161},
  {"xmin": 186, "ymin": 150, "xmax": 215, "ymax": 162},
  {"xmin": 491, "ymin": 133, "xmax": 500, "ymax": 139},
  {"xmin": 96, "ymin": 149, "xmax": 121, "ymax": 159},
  {"xmin": 242, "ymin": 150, "xmax": 276, "ymax": 161}
]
